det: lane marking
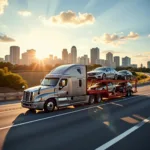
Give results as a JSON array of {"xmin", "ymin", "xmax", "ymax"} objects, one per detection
[
  {"xmin": 95, "ymin": 116, "xmax": 150, "ymax": 150},
  {"xmin": 0, "ymin": 93, "xmax": 150, "ymax": 131}
]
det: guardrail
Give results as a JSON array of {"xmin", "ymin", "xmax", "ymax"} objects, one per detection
[{"xmin": 0, "ymin": 92, "xmax": 23, "ymax": 101}]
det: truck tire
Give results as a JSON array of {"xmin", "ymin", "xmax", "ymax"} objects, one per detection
[
  {"xmin": 44, "ymin": 99, "xmax": 56, "ymax": 113},
  {"xmin": 88, "ymin": 95, "xmax": 95, "ymax": 105},
  {"xmin": 96, "ymin": 94, "xmax": 102, "ymax": 103}
]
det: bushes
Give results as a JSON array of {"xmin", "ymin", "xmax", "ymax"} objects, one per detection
[{"xmin": 0, "ymin": 67, "xmax": 28, "ymax": 90}]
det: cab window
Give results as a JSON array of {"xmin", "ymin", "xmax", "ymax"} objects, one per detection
[{"xmin": 59, "ymin": 79, "xmax": 68, "ymax": 87}]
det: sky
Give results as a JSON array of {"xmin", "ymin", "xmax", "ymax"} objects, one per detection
[{"xmin": 0, "ymin": 0, "xmax": 150, "ymax": 66}]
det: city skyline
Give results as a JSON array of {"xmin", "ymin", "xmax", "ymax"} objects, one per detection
[
  {"xmin": 2, "ymin": 45, "xmax": 149, "ymax": 68},
  {"xmin": 0, "ymin": 0, "xmax": 150, "ymax": 66}
]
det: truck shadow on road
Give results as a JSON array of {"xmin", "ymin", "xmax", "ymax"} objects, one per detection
[{"xmin": 1, "ymin": 94, "xmax": 150, "ymax": 150}]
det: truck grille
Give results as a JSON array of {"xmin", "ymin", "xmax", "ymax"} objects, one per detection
[{"xmin": 23, "ymin": 91, "xmax": 33, "ymax": 102}]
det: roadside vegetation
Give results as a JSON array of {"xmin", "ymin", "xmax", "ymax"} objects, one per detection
[{"xmin": 0, "ymin": 67, "xmax": 28, "ymax": 90}]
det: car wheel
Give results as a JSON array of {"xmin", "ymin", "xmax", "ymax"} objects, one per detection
[
  {"xmin": 102, "ymin": 74, "xmax": 106, "ymax": 80},
  {"xmin": 114, "ymin": 74, "xmax": 118, "ymax": 80},
  {"xmin": 44, "ymin": 99, "xmax": 56, "ymax": 113},
  {"xmin": 96, "ymin": 94, "xmax": 102, "ymax": 103},
  {"xmin": 88, "ymin": 95, "xmax": 95, "ymax": 105},
  {"xmin": 124, "ymin": 76, "xmax": 127, "ymax": 80}
]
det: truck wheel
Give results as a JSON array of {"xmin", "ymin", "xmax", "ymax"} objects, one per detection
[
  {"xmin": 88, "ymin": 95, "xmax": 95, "ymax": 105},
  {"xmin": 44, "ymin": 99, "xmax": 56, "ymax": 113},
  {"xmin": 96, "ymin": 94, "xmax": 102, "ymax": 103}
]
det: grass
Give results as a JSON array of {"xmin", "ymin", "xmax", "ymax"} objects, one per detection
[{"xmin": 135, "ymin": 72, "xmax": 150, "ymax": 84}]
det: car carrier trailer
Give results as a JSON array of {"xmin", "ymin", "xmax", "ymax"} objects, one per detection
[{"xmin": 21, "ymin": 64, "xmax": 138, "ymax": 112}]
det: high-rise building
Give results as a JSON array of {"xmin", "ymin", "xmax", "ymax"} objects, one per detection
[
  {"xmin": 5, "ymin": 55, "xmax": 10, "ymax": 62},
  {"xmin": 71, "ymin": 46, "xmax": 77, "ymax": 64},
  {"xmin": 10, "ymin": 46, "xmax": 20, "ymax": 64},
  {"xmin": 78, "ymin": 55, "xmax": 89, "ymax": 65},
  {"xmin": 22, "ymin": 49, "xmax": 36, "ymax": 65},
  {"xmin": 114, "ymin": 56, "xmax": 120, "ymax": 67},
  {"xmin": 147, "ymin": 61, "xmax": 150, "ymax": 68},
  {"xmin": 131, "ymin": 64, "xmax": 137, "ymax": 68},
  {"xmin": 122, "ymin": 56, "xmax": 131, "ymax": 67},
  {"xmin": 0, "ymin": 58, "xmax": 4, "ymax": 62},
  {"xmin": 106, "ymin": 52, "xmax": 113, "ymax": 65},
  {"xmin": 90, "ymin": 47, "xmax": 100, "ymax": 64},
  {"xmin": 141, "ymin": 63, "xmax": 143, "ymax": 68},
  {"xmin": 68, "ymin": 53, "xmax": 72, "ymax": 64},
  {"xmin": 62, "ymin": 49, "xmax": 68, "ymax": 64}
]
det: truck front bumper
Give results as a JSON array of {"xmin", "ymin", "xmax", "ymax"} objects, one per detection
[{"xmin": 21, "ymin": 101, "xmax": 45, "ymax": 110}]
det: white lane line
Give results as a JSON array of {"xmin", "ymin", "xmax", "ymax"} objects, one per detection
[
  {"xmin": 0, "ymin": 93, "xmax": 150, "ymax": 131},
  {"xmin": 95, "ymin": 116, "xmax": 150, "ymax": 150}
]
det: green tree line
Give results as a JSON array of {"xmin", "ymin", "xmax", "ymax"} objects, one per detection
[{"xmin": 0, "ymin": 67, "xmax": 28, "ymax": 90}]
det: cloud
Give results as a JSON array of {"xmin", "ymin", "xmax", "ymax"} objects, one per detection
[
  {"xmin": 93, "ymin": 31, "xmax": 139, "ymax": 46},
  {"xmin": 148, "ymin": 34, "xmax": 150, "ymax": 38},
  {"xmin": 133, "ymin": 54, "xmax": 148, "ymax": 58},
  {"xmin": 18, "ymin": 10, "xmax": 31, "ymax": 16},
  {"xmin": 39, "ymin": 10, "xmax": 95, "ymax": 26},
  {"xmin": 0, "ymin": 0, "xmax": 8, "ymax": 15},
  {"xmin": 0, "ymin": 35, "xmax": 15, "ymax": 42},
  {"xmin": 102, "ymin": 50, "xmax": 123, "ymax": 54}
]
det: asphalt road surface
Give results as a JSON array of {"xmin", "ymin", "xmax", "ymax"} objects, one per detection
[{"xmin": 0, "ymin": 84, "xmax": 150, "ymax": 150}]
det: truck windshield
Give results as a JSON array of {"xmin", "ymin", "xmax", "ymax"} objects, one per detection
[{"xmin": 41, "ymin": 78, "xmax": 59, "ymax": 86}]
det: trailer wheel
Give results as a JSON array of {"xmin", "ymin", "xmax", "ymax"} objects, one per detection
[
  {"xmin": 44, "ymin": 99, "xmax": 56, "ymax": 113},
  {"xmin": 88, "ymin": 95, "xmax": 95, "ymax": 105},
  {"xmin": 126, "ymin": 90, "xmax": 131, "ymax": 97},
  {"xmin": 96, "ymin": 94, "xmax": 102, "ymax": 103}
]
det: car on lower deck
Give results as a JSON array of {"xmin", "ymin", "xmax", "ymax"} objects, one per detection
[
  {"xmin": 87, "ymin": 67, "xmax": 118, "ymax": 80},
  {"xmin": 88, "ymin": 82, "xmax": 116, "ymax": 93}
]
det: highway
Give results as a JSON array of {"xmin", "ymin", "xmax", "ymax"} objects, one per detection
[{"xmin": 0, "ymin": 84, "xmax": 150, "ymax": 150}]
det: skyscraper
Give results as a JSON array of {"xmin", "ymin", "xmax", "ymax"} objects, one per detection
[
  {"xmin": 90, "ymin": 47, "xmax": 100, "ymax": 64},
  {"xmin": 5, "ymin": 55, "xmax": 10, "ymax": 62},
  {"xmin": 147, "ymin": 61, "xmax": 150, "ymax": 68},
  {"xmin": 22, "ymin": 49, "xmax": 36, "ymax": 65},
  {"xmin": 78, "ymin": 55, "xmax": 89, "ymax": 65},
  {"xmin": 62, "ymin": 49, "xmax": 68, "ymax": 64},
  {"xmin": 71, "ymin": 46, "xmax": 77, "ymax": 64},
  {"xmin": 10, "ymin": 46, "xmax": 20, "ymax": 64},
  {"xmin": 106, "ymin": 52, "xmax": 113, "ymax": 65},
  {"xmin": 122, "ymin": 56, "xmax": 131, "ymax": 67},
  {"xmin": 114, "ymin": 56, "xmax": 120, "ymax": 67},
  {"xmin": 68, "ymin": 53, "xmax": 72, "ymax": 64}
]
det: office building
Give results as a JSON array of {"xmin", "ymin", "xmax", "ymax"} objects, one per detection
[
  {"xmin": 68, "ymin": 53, "xmax": 72, "ymax": 64},
  {"xmin": 78, "ymin": 55, "xmax": 89, "ymax": 65},
  {"xmin": 90, "ymin": 47, "xmax": 100, "ymax": 64},
  {"xmin": 0, "ymin": 58, "xmax": 4, "ymax": 62},
  {"xmin": 147, "ymin": 61, "xmax": 150, "ymax": 68},
  {"xmin": 114, "ymin": 56, "xmax": 120, "ymax": 67},
  {"xmin": 10, "ymin": 46, "xmax": 20, "ymax": 64},
  {"xmin": 62, "ymin": 49, "xmax": 68, "ymax": 64},
  {"xmin": 5, "ymin": 55, "xmax": 10, "ymax": 62},
  {"xmin": 122, "ymin": 56, "xmax": 131, "ymax": 67},
  {"xmin": 22, "ymin": 49, "xmax": 36, "ymax": 65},
  {"xmin": 131, "ymin": 64, "xmax": 137, "ymax": 68},
  {"xmin": 71, "ymin": 46, "xmax": 77, "ymax": 64},
  {"xmin": 106, "ymin": 52, "xmax": 113, "ymax": 65}
]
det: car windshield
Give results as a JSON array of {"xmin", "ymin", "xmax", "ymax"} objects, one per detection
[
  {"xmin": 41, "ymin": 78, "xmax": 59, "ymax": 86},
  {"xmin": 94, "ymin": 68, "xmax": 106, "ymax": 71}
]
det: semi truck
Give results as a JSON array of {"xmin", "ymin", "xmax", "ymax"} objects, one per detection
[{"xmin": 21, "ymin": 64, "xmax": 137, "ymax": 112}]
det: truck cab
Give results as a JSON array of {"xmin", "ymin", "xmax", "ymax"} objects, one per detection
[{"xmin": 21, "ymin": 64, "xmax": 89, "ymax": 112}]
